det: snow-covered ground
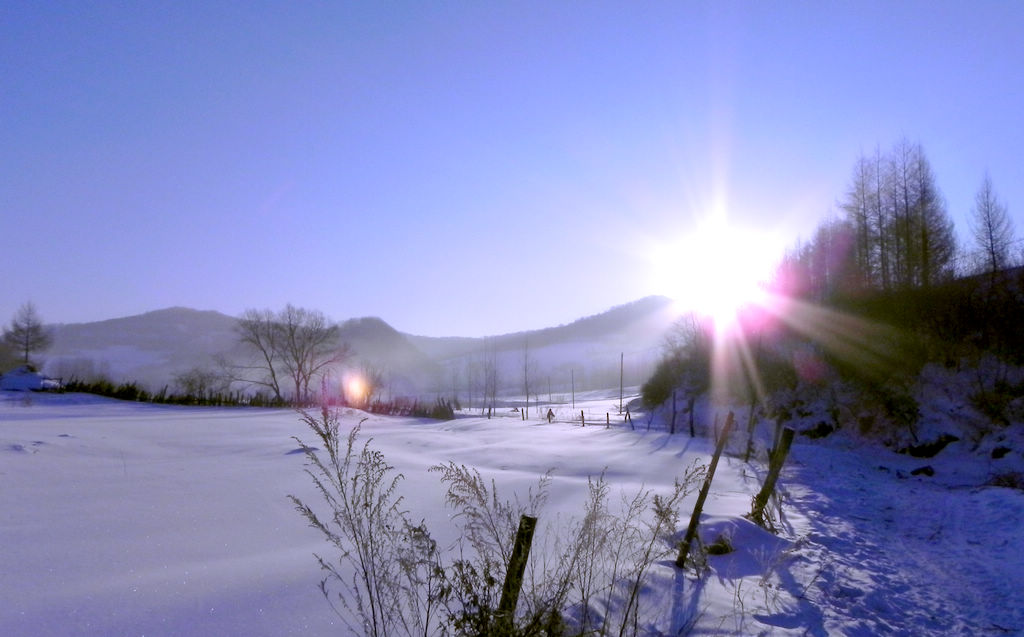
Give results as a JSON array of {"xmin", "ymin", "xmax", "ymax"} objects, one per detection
[{"xmin": 2, "ymin": 390, "xmax": 1022, "ymax": 635}]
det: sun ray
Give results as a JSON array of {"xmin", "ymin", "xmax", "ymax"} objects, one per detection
[
  {"xmin": 708, "ymin": 305, "xmax": 771, "ymax": 414},
  {"xmin": 697, "ymin": 282, "xmax": 919, "ymax": 422},
  {"xmin": 760, "ymin": 293, "xmax": 906, "ymax": 381}
]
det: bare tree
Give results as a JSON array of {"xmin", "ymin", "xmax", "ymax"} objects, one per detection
[
  {"xmin": 225, "ymin": 308, "xmax": 286, "ymax": 402},
  {"xmin": 842, "ymin": 151, "xmax": 880, "ymax": 289},
  {"xmin": 666, "ymin": 314, "xmax": 712, "ymax": 435},
  {"xmin": 970, "ymin": 172, "xmax": 1015, "ymax": 275},
  {"xmin": 448, "ymin": 362, "xmax": 461, "ymax": 406},
  {"xmin": 3, "ymin": 302, "xmax": 53, "ymax": 366},
  {"xmin": 481, "ymin": 337, "xmax": 499, "ymax": 415},
  {"xmin": 226, "ymin": 305, "xmax": 349, "ymax": 404},
  {"xmin": 887, "ymin": 138, "xmax": 916, "ymax": 288},
  {"xmin": 840, "ymin": 140, "xmax": 956, "ymax": 291},
  {"xmin": 910, "ymin": 145, "xmax": 956, "ymax": 288},
  {"xmin": 278, "ymin": 304, "xmax": 349, "ymax": 403},
  {"xmin": 522, "ymin": 337, "xmax": 540, "ymax": 417},
  {"xmin": 357, "ymin": 362, "xmax": 386, "ymax": 406},
  {"xmin": 463, "ymin": 356, "xmax": 480, "ymax": 411}
]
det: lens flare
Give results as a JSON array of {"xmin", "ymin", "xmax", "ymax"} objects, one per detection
[
  {"xmin": 345, "ymin": 374, "xmax": 367, "ymax": 406},
  {"xmin": 701, "ymin": 287, "xmax": 907, "ymax": 417}
]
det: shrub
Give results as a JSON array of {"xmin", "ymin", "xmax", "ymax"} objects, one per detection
[
  {"xmin": 641, "ymin": 357, "xmax": 678, "ymax": 408},
  {"xmin": 969, "ymin": 375, "xmax": 1024, "ymax": 428},
  {"xmin": 290, "ymin": 409, "xmax": 448, "ymax": 636},
  {"xmin": 879, "ymin": 389, "xmax": 921, "ymax": 435},
  {"xmin": 290, "ymin": 407, "xmax": 708, "ymax": 636},
  {"xmin": 849, "ymin": 382, "xmax": 921, "ymax": 443}
]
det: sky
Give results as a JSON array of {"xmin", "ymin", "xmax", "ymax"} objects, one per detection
[{"xmin": 3, "ymin": 1, "xmax": 1023, "ymax": 337}]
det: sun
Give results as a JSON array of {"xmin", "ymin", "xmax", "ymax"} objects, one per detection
[{"xmin": 650, "ymin": 218, "xmax": 780, "ymax": 332}]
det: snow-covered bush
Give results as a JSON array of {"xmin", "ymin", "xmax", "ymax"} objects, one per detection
[{"xmin": 289, "ymin": 409, "xmax": 442, "ymax": 636}]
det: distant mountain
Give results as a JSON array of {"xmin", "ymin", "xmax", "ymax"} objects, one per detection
[
  {"xmin": 46, "ymin": 308, "xmax": 239, "ymax": 389},
  {"xmin": 405, "ymin": 295, "xmax": 677, "ymax": 394},
  {"xmin": 39, "ymin": 297, "xmax": 679, "ymax": 396},
  {"xmin": 406, "ymin": 296, "xmax": 674, "ymax": 358}
]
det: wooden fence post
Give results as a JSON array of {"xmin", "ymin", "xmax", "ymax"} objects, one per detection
[
  {"xmin": 669, "ymin": 389, "xmax": 677, "ymax": 435},
  {"xmin": 750, "ymin": 427, "xmax": 795, "ymax": 529},
  {"xmin": 675, "ymin": 411, "xmax": 735, "ymax": 569},
  {"xmin": 688, "ymin": 396, "xmax": 696, "ymax": 437},
  {"xmin": 606, "ymin": 412, "xmax": 610, "ymax": 428},
  {"xmin": 581, "ymin": 410, "xmax": 585, "ymax": 427},
  {"xmin": 497, "ymin": 514, "xmax": 538, "ymax": 632}
]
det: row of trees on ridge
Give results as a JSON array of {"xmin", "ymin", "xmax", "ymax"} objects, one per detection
[{"xmin": 777, "ymin": 138, "xmax": 1017, "ymax": 303}]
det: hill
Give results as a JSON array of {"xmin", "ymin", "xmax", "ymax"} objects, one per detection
[
  {"xmin": 46, "ymin": 307, "xmax": 239, "ymax": 390},
  {"xmin": 406, "ymin": 295, "xmax": 677, "ymax": 396}
]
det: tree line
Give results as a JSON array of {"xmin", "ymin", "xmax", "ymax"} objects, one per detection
[{"xmin": 778, "ymin": 138, "xmax": 1016, "ymax": 302}]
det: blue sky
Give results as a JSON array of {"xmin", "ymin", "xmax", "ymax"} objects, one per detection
[{"xmin": 3, "ymin": 2, "xmax": 1022, "ymax": 336}]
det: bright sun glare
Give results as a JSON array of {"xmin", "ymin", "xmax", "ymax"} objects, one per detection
[{"xmin": 652, "ymin": 218, "xmax": 780, "ymax": 331}]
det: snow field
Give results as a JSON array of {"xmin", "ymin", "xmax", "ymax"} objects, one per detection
[{"xmin": 3, "ymin": 390, "xmax": 1022, "ymax": 635}]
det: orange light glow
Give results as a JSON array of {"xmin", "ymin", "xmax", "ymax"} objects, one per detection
[{"xmin": 345, "ymin": 375, "xmax": 367, "ymax": 405}]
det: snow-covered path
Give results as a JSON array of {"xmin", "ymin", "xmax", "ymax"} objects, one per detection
[{"xmin": 782, "ymin": 439, "xmax": 1024, "ymax": 636}]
